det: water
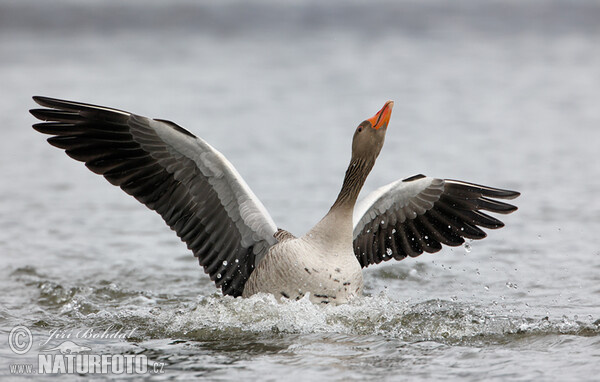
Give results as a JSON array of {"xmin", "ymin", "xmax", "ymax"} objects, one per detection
[{"xmin": 1, "ymin": 0, "xmax": 599, "ymax": 380}]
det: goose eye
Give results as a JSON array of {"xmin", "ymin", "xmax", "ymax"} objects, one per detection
[{"xmin": 357, "ymin": 127, "xmax": 363, "ymax": 133}]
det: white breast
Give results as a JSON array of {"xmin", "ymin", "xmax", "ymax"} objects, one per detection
[{"xmin": 242, "ymin": 237, "xmax": 364, "ymax": 305}]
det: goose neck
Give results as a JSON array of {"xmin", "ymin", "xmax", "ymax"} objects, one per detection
[{"xmin": 330, "ymin": 157, "xmax": 374, "ymax": 212}]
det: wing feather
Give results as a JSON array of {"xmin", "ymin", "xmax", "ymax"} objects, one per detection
[
  {"xmin": 31, "ymin": 96, "xmax": 278, "ymax": 296},
  {"xmin": 353, "ymin": 175, "xmax": 519, "ymax": 267}
]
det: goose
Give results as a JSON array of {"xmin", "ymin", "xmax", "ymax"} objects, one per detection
[{"xmin": 30, "ymin": 97, "xmax": 519, "ymax": 305}]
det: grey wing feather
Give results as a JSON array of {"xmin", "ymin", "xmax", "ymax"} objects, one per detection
[
  {"xmin": 352, "ymin": 175, "xmax": 519, "ymax": 268},
  {"xmin": 30, "ymin": 96, "xmax": 278, "ymax": 296}
]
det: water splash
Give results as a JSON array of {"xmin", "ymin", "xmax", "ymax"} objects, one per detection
[
  {"xmin": 464, "ymin": 241, "xmax": 472, "ymax": 253},
  {"xmin": 74, "ymin": 294, "xmax": 600, "ymax": 346},
  {"xmin": 10, "ymin": 267, "xmax": 600, "ymax": 347}
]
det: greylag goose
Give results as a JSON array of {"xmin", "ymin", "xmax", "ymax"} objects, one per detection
[{"xmin": 30, "ymin": 97, "xmax": 519, "ymax": 304}]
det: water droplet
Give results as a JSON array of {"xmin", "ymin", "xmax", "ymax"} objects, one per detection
[
  {"xmin": 464, "ymin": 242, "xmax": 472, "ymax": 252},
  {"xmin": 222, "ymin": 260, "xmax": 228, "ymax": 266},
  {"xmin": 392, "ymin": 229, "xmax": 396, "ymax": 234},
  {"xmin": 386, "ymin": 248, "xmax": 393, "ymax": 256},
  {"xmin": 235, "ymin": 259, "xmax": 239, "ymax": 263},
  {"xmin": 381, "ymin": 220, "xmax": 385, "ymax": 225},
  {"xmin": 217, "ymin": 273, "xmax": 221, "ymax": 278},
  {"xmin": 484, "ymin": 285, "xmax": 489, "ymax": 290},
  {"xmin": 424, "ymin": 235, "xmax": 428, "ymax": 239}
]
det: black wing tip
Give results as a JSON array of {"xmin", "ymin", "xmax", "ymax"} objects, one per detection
[
  {"xmin": 31, "ymin": 96, "xmax": 77, "ymax": 115},
  {"xmin": 31, "ymin": 96, "xmax": 59, "ymax": 119},
  {"xmin": 32, "ymin": 95, "xmax": 61, "ymax": 108},
  {"xmin": 31, "ymin": 95, "xmax": 132, "ymax": 117},
  {"xmin": 505, "ymin": 190, "xmax": 521, "ymax": 200},
  {"xmin": 32, "ymin": 122, "xmax": 59, "ymax": 135},
  {"xmin": 30, "ymin": 108, "xmax": 49, "ymax": 120},
  {"xmin": 490, "ymin": 188, "xmax": 520, "ymax": 200},
  {"xmin": 445, "ymin": 179, "xmax": 521, "ymax": 200},
  {"xmin": 33, "ymin": 95, "xmax": 79, "ymax": 106}
]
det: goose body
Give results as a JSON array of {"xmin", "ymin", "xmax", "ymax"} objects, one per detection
[
  {"xmin": 30, "ymin": 97, "xmax": 519, "ymax": 305},
  {"xmin": 244, "ymin": 208, "xmax": 364, "ymax": 304}
]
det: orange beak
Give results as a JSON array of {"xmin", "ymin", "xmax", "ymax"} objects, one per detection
[{"xmin": 366, "ymin": 100, "xmax": 394, "ymax": 130}]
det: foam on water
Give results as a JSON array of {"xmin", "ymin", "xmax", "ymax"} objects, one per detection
[{"xmin": 14, "ymin": 266, "xmax": 599, "ymax": 348}]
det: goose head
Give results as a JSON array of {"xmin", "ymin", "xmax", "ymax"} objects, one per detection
[
  {"xmin": 329, "ymin": 100, "xmax": 395, "ymax": 211},
  {"xmin": 351, "ymin": 100, "xmax": 394, "ymax": 161}
]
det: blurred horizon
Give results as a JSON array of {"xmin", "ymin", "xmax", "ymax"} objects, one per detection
[{"xmin": 1, "ymin": 0, "xmax": 600, "ymax": 37}]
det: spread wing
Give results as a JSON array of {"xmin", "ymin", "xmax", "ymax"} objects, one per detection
[
  {"xmin": 352, "ymin": 174, "xmax": 519, "ymax": 267},
  {"xmin": 30, "ymin": 96, "xmax": 278, "ymax": 296}
]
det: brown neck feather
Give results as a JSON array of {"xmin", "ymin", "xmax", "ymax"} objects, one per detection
[{"xmin": 330, "ymin": 157, "xmax": 375, "ymax": 211}]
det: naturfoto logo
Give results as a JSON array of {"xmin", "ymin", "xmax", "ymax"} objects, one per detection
[{"xmin": 8, "ymin": 325, "xmax": 165, "ymax": 376}]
